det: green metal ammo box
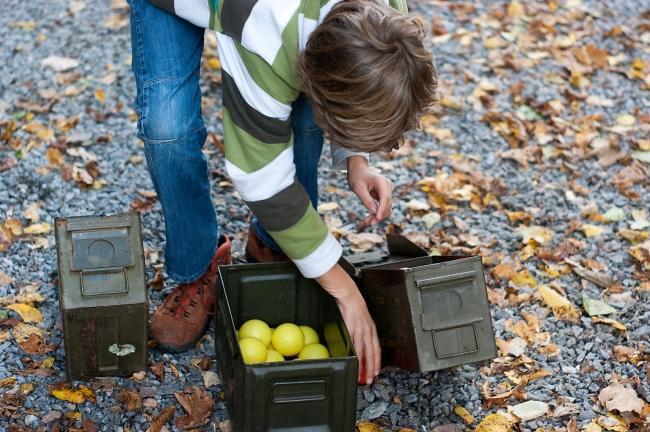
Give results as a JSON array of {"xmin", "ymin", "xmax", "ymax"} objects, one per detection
[
  {"xmin": 343, "ymin": 234, "xmax": 496, "ymax": 373},
  {"xmin": 215, "ymin": 262, "xmax": 358, "ymax": 432},
  {"xmin": 54, "ymin": 213, "xmax": 148, "ymax": 381}
]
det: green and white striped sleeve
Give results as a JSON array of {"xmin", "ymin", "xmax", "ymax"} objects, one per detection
[{"xmin": 216, "ymin": 31, "xmax": 342, "ymax": 279}]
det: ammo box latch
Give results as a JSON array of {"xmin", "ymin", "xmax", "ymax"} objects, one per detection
[{"xmin": 67, "ymin": 220, "xmax": 134, "ymax": 296}]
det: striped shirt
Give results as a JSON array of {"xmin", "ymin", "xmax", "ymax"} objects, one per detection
[{"xmin": 148, "ymin": 0, "xmax": 408, "ymax": 278}]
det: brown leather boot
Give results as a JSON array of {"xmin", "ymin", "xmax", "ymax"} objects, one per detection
[
  {"xmin": 245, "ymin": 225, "xmax": 289, "ymax": 263},
  {"xmin": 150, "ymin": 235, "xmax": 231, "ymax": 352}
]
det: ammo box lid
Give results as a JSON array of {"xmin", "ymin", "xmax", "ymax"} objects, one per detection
[
  {"xmin": 55, "ymin": 213, "xmax": 147, "ymax": 310},
  {"xmin": 341, "ymin": 234, "xmax": 429, "ymax": 275}
]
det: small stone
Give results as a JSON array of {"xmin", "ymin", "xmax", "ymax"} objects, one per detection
[
  {"xmin": 361, "ymin": 401, "xmax": 388, "ymax": 420},
  {"xmin": 510, "ymin": 400, "xmax": 549, "ymax": 421},
  {"xmin": 24, "ymin": 414, "xmax": 39, "ymax": 427},
  {"xmin": 42, "ymin": 410, "xmax": 62, "ymax": 424}
]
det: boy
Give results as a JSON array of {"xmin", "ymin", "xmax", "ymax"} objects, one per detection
[{"xmin": 127, "ymin": 0, "xmax": 437, "ymax": 384}]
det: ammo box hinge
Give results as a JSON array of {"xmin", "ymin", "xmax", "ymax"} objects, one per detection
[{"xmin": 415, "ymin": 270, "xmax": 477, "ymax": 288}]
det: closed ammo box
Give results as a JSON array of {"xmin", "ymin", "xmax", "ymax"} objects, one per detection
[
  {"xmin": 215, "ymin": 262, "xmax": 358, "ymax": 432},
  {"xmin": 344, "ymin": 234, "xmax": 496, "ymax": 373},
  {"xmin": 55, "ymin": 213, "xmax": 148, "ymax": 381}
]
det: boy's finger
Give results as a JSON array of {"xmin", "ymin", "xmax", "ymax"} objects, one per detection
[
  {"xmin": 365, "ymin": 339, "xmax": 375, "ymax": 384},
  {"xmin": 357, "ymin": 214, "xmax": 377, "ymax": 230},
  {"xmin": 355, "ymin": 185, "xmax": 379, "ymax": 213},
  {"xmin": 373, "ymin": 328, "xmax": 381, "ymax": 375},
  {"xmin": 374, "ymin": 183, "xmax": 392, "ymax": 220}
]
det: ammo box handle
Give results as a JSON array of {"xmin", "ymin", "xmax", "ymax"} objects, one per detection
[
  {"xmin": 271, "ymin": 379, "xmax": 327, "ymax": 404},
  {"xmin": 80, "ymin": 267, "xmax": 129, "ymax": 296},
  {"xmin": 415, "ymin": 270, "xmax": 477, "ymax": 288},
  {"xmin": 421, "ymin": 314, "xmax": 483, "ymax": 332}
]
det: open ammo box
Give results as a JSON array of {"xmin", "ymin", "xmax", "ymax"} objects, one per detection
[
  {"xmin": 215, "ymin": 262, "xmax": 358, "ymax": 432},
  {"xmin": 55, "ymin": 213, "xmax": 148, "ymax": 381},
  {"xmin": 342, "ymin": 234, "xmax": 496, "ymax": 373}
]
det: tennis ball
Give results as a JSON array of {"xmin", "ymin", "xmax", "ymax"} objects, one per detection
[
  {"xmin": 266, "ymin": 349, "xmax": 285, "ymax": 363},
  {"xmin": 239, "ymin": 337, "xmax": 267, "ymax": 365},
  {"xmin": 299, "ymin": 325, "xmax": 319, "ymax": 346},
  {"xmin": 298, "ymin": 343, "xmax": 330, "ymax": 360},
  {"xmin": 271, "ymin": 323, "xmax": 304, "ymax": 356},
  {"xmin": 239, "ymin": 319, "xmax": 272, "ymax": 347}
]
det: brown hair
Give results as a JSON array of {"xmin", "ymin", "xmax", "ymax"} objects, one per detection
[{"xmin": 298, "ymin": 0, "xmax": 438, "ymax": 153}]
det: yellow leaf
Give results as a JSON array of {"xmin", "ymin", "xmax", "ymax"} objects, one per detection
[
  {"xmin": 581, "ymin": 224, "xmax": 604, "ymax": 237},
  {"xmin": 554, "ymin": 33, "xmax": 576, "ymax": 49},
  {"xmin": 515, "ymin": 225, "xmax": 553, "ymax": 245},
  {"xmin": 0, "ymin": 330, "xmax": 10, "ymax": 342},
  {"xmin": 65, "ymin": 411, "xmax": 82, "ymax": 420},
  {"xmin": 0, "ymin": 377, "xmax": 16, "ymax": 387},
  {"xmin": 52, "ymin": 385, "xmax": 96, "ymax": 404},
  {"xmin": 3, "ymin": 218, "xmax": 22, "ymax": 236},
  {"xmin": 6, "ymin": 303, "xmax": 43, "ymax": 323},
  {"xmin": 484, "ymin": 36, "xmax": 507, "ymax": 49},
  {"xmin": 207, "ymin": 58, "xmax": 221, "ymax": 69},
  {"xmin": 20, "ymin": 383, "xmax": 36, "ymax": 395},
  {"xmin": 24, "ymin": 222, "xmax": 51, "ymax": 235},
  {"xmin": 12, "ymin": 322, "xmax": 43, "ymax": 343},
  {"xmin": 592, "ymin": 316, "xmax": 627, "ymax": 333},
  {"xmin": 94, "ymin": 88, "xmax": 106, "ymax": 103},
  {"xmin": 583, "ymin": 421, "xmax": 603, "ymax": 432},
  {"xmin": 40, "ymin": 357, "xmax": 55, "ymax": 368},
  {"xmin": 317, "ymin": 202, "xmax": 339, "ymax": 212},
  {"xmin": 454, "ymin": 405, "xmax": 475, "ymax": 424},
  {"xmin": 474, "ymin": 412, "xmax": 517, "ymax": 432},
  {"xmin": 511, "ymin": 270, "xmax": 537, "ymax": 288},
  {"xmin": 356, "ymin": 421, "xmax": 384, "ymax": 432},
  {"xmin": 596, "ymin": 414, "xmax": 628, "ymax": 432},
  {"xmin": 539, "ymin": 285, "xmax": 580, "ymax": 321}
]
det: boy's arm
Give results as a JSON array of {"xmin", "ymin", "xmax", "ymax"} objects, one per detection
[
  {"xmin": 388, "ymin": 0, "xmax": 408, "ymax": 14},
  {"xmin": 217, "ymin": 33, "xmax": 342, "ymax": 279}
]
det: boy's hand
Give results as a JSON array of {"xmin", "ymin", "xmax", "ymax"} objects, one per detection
[
  {"xmin": 346, "ymin": 156, "xmax": 393, "ymax": 229},
  {"xmin": 316, "ymin": 263, "xmax": 381, "ymax": 385}
]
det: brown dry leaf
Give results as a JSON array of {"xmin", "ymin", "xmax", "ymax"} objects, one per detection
[
  {"xmin": 511, "ymin": 270, "xmax": 537, "ymax": 288},
  {"xmin": 150, "ymin": 362, "xmax": 165, "ymax": 382},
  {"xmin": 51, "ymin": 384, "xmax": 96, "ymax": 404},
  {"xmin": 598, "ymin": 384, "xmax": 644, "ymax": 414},
  {"xmin": 581, "ymin": 224, "xmax": 605, "ymax": 237},
  {"xmin": 505, "ymin": 211, "xmax": 533, "ymax": 225},
  {"xmin": 592, "ymin": 316, "xmax": 627, "ymax": 333},
  {"xmin": 491, "ymin": 263, "xmax": 517, "ymax": 281},
  {"xmin": 19, "ymin": 333, "xmax": 54, "ymax": 355},
  {"xmin": 12, "ymin": 322, "xmax": 43, "ymax": 342},
  {"xmin": 23, "ymin": 203, "xmax": 41, "ymax": 222},
  {"xmin": 612, "ymin": 346, "xmax": 649, "ymax": 364},
  {"xmin": 46, "ymin": 147, "xmax": 64, "ymax": 167},
  {"xmin": 619, "ymin": 228, "xmax": 648, "ymax": 243},
  {"xmin": 6, "ymin": 303, "xmax": 43, "ymax": 323},
  {"xmin": 317, "ymin": 202, "xmax": 339, "ymax": 212},
  {"xmin": 23, "ymin": 122, "xmax": 54, "ymax": 141},
  {"xmin": 146, "ymin": 406, "xmax": 176, "ymax": 432},
  {"xmin": 0, "ymin": 377, "xmax": 16, "ymax": 388},
  {"xmin": 174, "ymin": 386, "xmax": 214, "ymax": 429},
  {"xmin": 630, "ymin": 240, "xmax": 650, "ymax": 271},
  {"xmin": 122, "ymin": 388, "xmax": 142, "ymax": 412},
  {"xmin": 347, "ymin": 232, "xmax": 384, "ymax": 253},
  {"xmin": 168, "ymin": 362, "xmax": 180, "ymax": 379},
  {"xmin": 105, "ymin": 12, "xmax": 129, "ymax": 29},
  {"xmin": 565, "ymin": 259, "xmax": 616, "ymax": 289},
  {"xmin": 483, "ymin": 380, "xmax": 528, "ymax": 409}
]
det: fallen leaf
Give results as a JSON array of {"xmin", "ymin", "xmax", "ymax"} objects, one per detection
[
  {"xmin": 497, "ymin": 337, "xmax": 527, "ymax": 357},
  {"xmin": 24, "ymin": 222, "xmax": 51, "ymax": 235},
  {"xmin": 582, "ymin": 296, "xmax": 616, "ymax": 316},
  {"xmin": 6, "ymin": 303, "xmax": 43, "ymax": 323},
  {"xmin": 174, "ymin": 386, "xmax": 214, "ymax": 429},
  {"xmin": 598, "ymin": 384, "xmax": 643, "ymax": 414},
  {"xmin": 581, "ymin": 224, "xmax": 604, "ymax": 237},
  {"xmin": 603, "ymin": 207, "xmax": 625, "ymax": 222},
  {"xmin": 46, "ymin": 147, "xmax": 64, "ymax": 167},
  {"xmin": 454, "ymin": 405, "xmax": 474, "ymax": 424},
  {"xmin": 201, "ymin": 370, "xmax": 221, "ymax": 388},
  {"xmin": 357, "ymin": 421, "xmax": 384, "ymax": 432},
  {"xmin": 629, "ymin": 240, "xmax": 650, "ymax": 271},
  {"xmin": 510, "ymin": 400, "xmax": 549, "ymax": 421},
  {"xmin": 12, "ymin": 322, "xmax": 43, "ymax": 343},
  {"xmin": 565, "ymin": 259, "xmax": 616, "ymax": 289},
  {"xmin": 150, "ymin": 362, "xmax": 165, "ymax": 382},
  {"xmin": 539, "ymin": 285, "xmax": 580, "ymax": 322},
  {"xmin": 51, "ymin": 385, "xmax": 95, "ymax": 404},
  {"xmin": 421, "ymin": 211, "xmax": 441, "ymax": 228},
  {"xmin": 121, "ymin": 388, "xmax": 142, "ymax": 412},
  {"xmin": 616, "ymin": 114, "xmax": 635, "ymax": 126},
  {"xmin": 592, "ymin": 316, "xmax": 627, "ymax": 333},
  {"xmin": 515, "ymin": 225, "xmax": 553, "ymax": 245},
  {"xmin": 0, "ymin": 377, "xmax": 16, "ymax": 388},
  {"xmin": 492, "ymin": 263, "xmax": 517, "ymax": 281},
  {"xmin": 146, "ymin": 406, "xmax": 176, "ymax": 432},
  {"xmin": 630, "ymin": 209, "xmax": 649, "ymax": 230},
  {"xmin": 405, "ymin": 199, "xmax": 431, "ymax": 212},
  {"xmin": 474, "ymin": 412, "xmax": 518, "ymax": 432},
  {"xmin": 612, "ymin": 346, "xmax": 649, "ymax": 364},
  {"xmin": 631, "ymin": 151, "xmax": 650, "ymax": 163},
  {"xmin": 41, "ymin": 56, "xmax": 79, "ymax": 72},
  {"xmin": 19, "ymin": 333, "xmax": 54, "ymax": 354},
  {"xmin": 23, "ymin": 203, "xmax": 41, "ymax": 222},
  {"xmin": 347, "ymin": 232, "xmax": 384, "ymax": 253},
  {"xmin": 317, "ymin": 202, "xmax": 339, "ymax": 212},
  {"xmin": 0, "ymin": 272, "xmax": 12, "ymax": 286}
]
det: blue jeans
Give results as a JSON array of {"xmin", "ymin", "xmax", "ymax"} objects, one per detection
[{"xmin": 128, "ymin": 0, "xmax": 324, "ymax": 282}]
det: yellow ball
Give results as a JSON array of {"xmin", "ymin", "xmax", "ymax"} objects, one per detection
[
  {"xmin": 298, "ymin": 343, "xmax": 331, "ymax": 360},
  {"xmin": 239, "ymin": 338, "xmax": 267, "ymax": 365},
  {"xmin": 239, "ymin": 319, "xmax": 272, "ymax": 347},
  {"xmin": 271, "ymin": 323, "xmax": 304, "ymax": 357},
  {"xmin": 299, "ymin": 325, "xmax": 319, "ymax": 346},
  {"xmin": 266, "ymin": 349, "xmax": 285, "ymax": 363}
]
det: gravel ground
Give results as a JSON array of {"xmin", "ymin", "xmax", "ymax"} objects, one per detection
[{"xmin": 1, "ymin": 0, "xmax": 649, "ymax": 431}]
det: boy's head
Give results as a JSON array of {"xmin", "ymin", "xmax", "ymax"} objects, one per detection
[{"xmin": 298, "ymin": 0, "xmax": 438, "ymax": 153}]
